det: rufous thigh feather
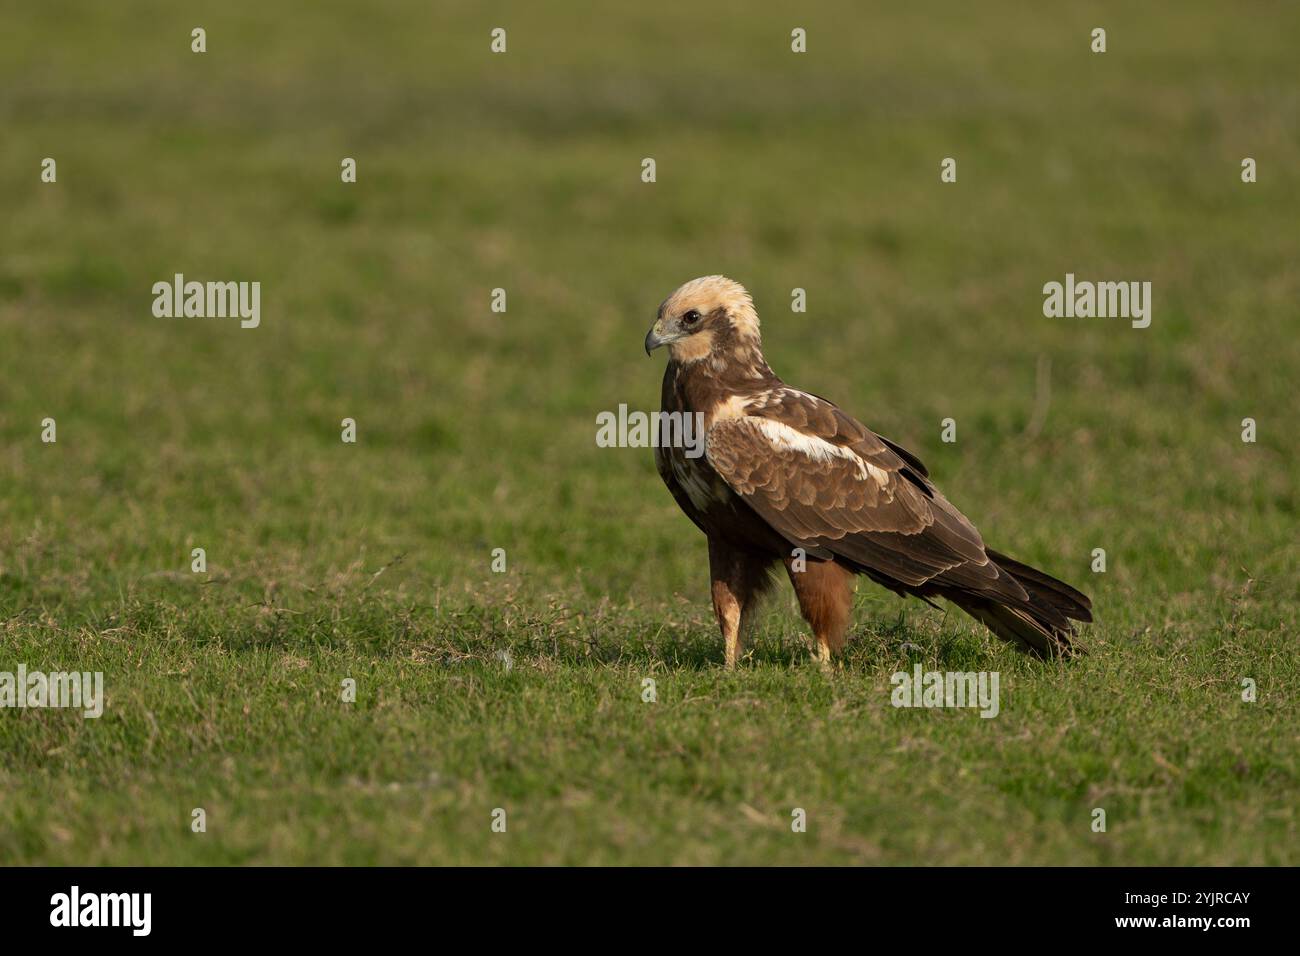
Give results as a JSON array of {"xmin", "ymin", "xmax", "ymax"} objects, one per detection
[{"xmin": 785, "ymin": 557, "xmax": 856, "ymax": 658}]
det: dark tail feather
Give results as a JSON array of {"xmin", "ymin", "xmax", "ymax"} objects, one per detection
[
  {"xmin": 986, "ymin": 549, "xmax": 1093, "ymax": 624},
  {"xmin": 949, "ymin": 595, "xmax": 1077, "ymax": 659},
  {"xmin": 946, "ymin": 553, "xmax": 1092, "ymax": 659}
]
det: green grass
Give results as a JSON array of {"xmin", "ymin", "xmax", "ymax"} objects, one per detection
[{"xmin": 0, "ymin": 0, "xmax": 1296, "ymax": 865}]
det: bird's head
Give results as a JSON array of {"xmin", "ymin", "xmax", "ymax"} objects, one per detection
[{"xmin": 645, "ymin": 275, "xmax": 762, "ymax": 366}]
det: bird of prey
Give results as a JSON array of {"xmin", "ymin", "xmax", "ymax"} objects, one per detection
[{"xmin": 645, "ymin": 275, "xmax": 1091, "ymax": 667}]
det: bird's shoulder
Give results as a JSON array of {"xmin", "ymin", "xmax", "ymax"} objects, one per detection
[{"xmin": 706, "ymin": 384, "xmax": 932, "ymax": 490}]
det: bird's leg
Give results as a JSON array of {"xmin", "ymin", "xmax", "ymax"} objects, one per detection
[
  {"xmin": 712, "ymin": 579, "xmax": 742, "ymax": 667},
  {"xmin": 708, "ymin": 539, "xmax": 766, "ymax": 668},
  {"xmin": 785, "ymin": 556, "xmax": 855, "ymax": 667}
]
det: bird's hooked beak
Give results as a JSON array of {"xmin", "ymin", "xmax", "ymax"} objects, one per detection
[{"xmin": 644, "ymin": 319, "xmax": 669, "ymax": 356}]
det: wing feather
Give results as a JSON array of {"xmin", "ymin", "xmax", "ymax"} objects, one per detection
[{"xmin": 705, "ymin": 392, "xmax": 1025, "ymax": 600}]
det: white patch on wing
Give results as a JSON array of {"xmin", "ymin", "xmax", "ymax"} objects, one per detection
[
  {"xmin": 747, "ymin": 417, "xmax": 890, "ymax": 486},
  {"xmin": 709, "ymin": 395, "xmax": 749, "ymax": 424}
]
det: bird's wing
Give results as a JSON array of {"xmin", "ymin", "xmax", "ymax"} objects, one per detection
[{"xmin": 705, "ymin": 389, "xmax": 1026, "ymax": 598}]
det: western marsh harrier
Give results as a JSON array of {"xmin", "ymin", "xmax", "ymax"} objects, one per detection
[{"xmin": 645, "ymin": 276, "xmax": 1091, "ymax": 666}]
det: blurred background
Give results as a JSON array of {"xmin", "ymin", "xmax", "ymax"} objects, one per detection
[{"xmin": 1, "ymin": 1, "xmax": 1295, "ymax": 607}]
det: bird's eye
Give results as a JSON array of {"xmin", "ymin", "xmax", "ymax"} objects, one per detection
[{"xmin": 682, "ymin": 309, "xmax": 701, "ymax": 326}]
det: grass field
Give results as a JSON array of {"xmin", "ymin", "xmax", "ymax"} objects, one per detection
[{"xmin": 0, "ymin": 1, "xmax": 1296, "ymax": 865}]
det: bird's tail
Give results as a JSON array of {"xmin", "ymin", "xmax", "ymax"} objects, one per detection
[{"xmin": 947, "ymin": 550, "xmax": 1093, "ymax": 659}]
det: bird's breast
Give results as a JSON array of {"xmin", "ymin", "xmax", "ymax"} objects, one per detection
[{"xmin": 669, "ymin": 447, "xmax": 733, "ymax": 512}]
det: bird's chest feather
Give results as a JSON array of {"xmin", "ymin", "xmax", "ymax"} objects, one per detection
[
  {"xmin": 655, "ymin": 362, "xmax": 790, "ymax": 555},
  {"xmin": 657, "ymin": 367, "xmax": 735, "ymax": 514},
  {"xmin": 657, "ymin": 431, "xmax": 786, "ymax": 556},
  {"xmin": 663, "ymin": 444, "xmax": 733, "ymax": 512}
]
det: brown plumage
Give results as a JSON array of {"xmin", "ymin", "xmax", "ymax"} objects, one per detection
[{"xmin": 645, "ymin": 276, "xmax": 1092, "ymax": 666}]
